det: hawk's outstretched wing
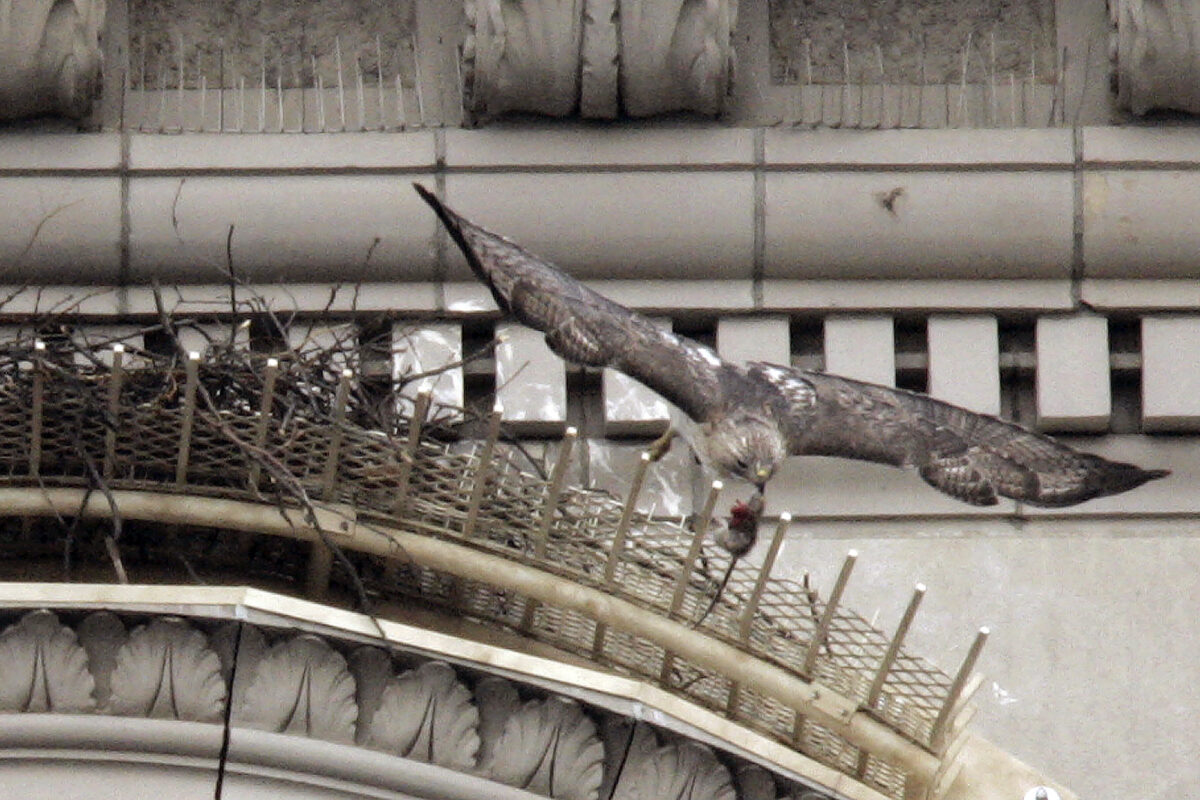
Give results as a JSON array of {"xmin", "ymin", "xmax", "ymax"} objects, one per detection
[
  {"xmin": 753, "ymin": 365, "xmax": 1169, "ymax": 507},
  {"xmin": 415, "ymin": 184, "xmax": 741, "ymax": 422},
  {"xmin": 417, "ymin": 183, "xmax": 1169, "ymax": 508}
]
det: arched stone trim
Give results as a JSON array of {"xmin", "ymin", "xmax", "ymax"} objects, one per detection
[
  {"xmin": 483, "ymin": 695, "xmax": 605, "ymax": 798},
  {"xmin": 1111, "ymin": 0, "xmax": 1200, "ymax": 115},
  {"xmin": 0, "ymin": 608, "xmax": 824, "ymax": 800},
  {"xmin": 612, "ymin": 736, "xmax": 737, "ymax": 800},
  {"xmin": 366, "ymin": 659, "xmax": 482, "ymax": 770},
  {"xmin": 235, "ymin": 634, "xmax": 358, "ymax": 742},
  {"xmin": 0, "ymin": 0, "xmax": 104, "ymax": 120}
]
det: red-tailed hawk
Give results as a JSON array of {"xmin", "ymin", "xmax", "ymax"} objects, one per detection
[{"xmin": 415, "ymin": 184, "xmax": 1168, "ymax": 509}]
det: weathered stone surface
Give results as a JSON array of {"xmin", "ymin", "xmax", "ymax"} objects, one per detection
[
  {"xmin": 465, "ymin": 0, "xmax": 736, "ymax": 118},
  {"xmin": 1112, "ymin": 0, "xmax": 1200, "ymax": 114},
  {"xmin": 236, "ymin": 634, "xmax": 358, "ymax": 743},
  {"xmin": 484, "ymin": 695, "xmax": 605, "ymax": 800},
  {"xmin": 365, "ymin": 660, "xmax": 480, "ymax": 770},
  {"xmin": 0, "ymin": 610, "xmax": 95, "ymax": 713},
  {"xmin": 0, "ymin": 0, "xmax": 104, "ymax": 120},
  {"xmin": 109, "ymin": 617, "xmax": 226, "ymax": 721}
]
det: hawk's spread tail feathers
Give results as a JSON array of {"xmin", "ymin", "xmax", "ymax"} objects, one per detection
[{"xmin": 413, "ymin": 183, "xmax": 510, "ymax": 312}]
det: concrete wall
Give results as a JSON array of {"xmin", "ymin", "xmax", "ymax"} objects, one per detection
[{"xmin": 772, "ymin": 515, "xmax": 1200, "ymax": 800}]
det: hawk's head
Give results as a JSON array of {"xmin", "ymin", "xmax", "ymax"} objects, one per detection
[{"xmin": 705, "ymin": 411, "xmax": 786, "ymax": 491}]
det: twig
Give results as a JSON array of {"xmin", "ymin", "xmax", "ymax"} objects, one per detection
[{"xmin": 150, "ymin": 283, "xmax": 387, "ymax": 637}]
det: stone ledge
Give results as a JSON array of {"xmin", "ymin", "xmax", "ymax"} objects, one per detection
[
  {"xmin": 0, "ymin": 592, "xmax": 857, "ymax": 800},
  {"xmin": 764, "ymin": 129, "xmax": 1074, "ymax": 168},
  {"xmin": 0, "ymin": 134, "xmax": 121, "ymax": 171},
  {"xmin": 129, "ymin": 132, "xmax": 439, "ymax": 172},
  {"xmin": 444, "ymin": 127, "xmax": 755, "ymax": 168}
]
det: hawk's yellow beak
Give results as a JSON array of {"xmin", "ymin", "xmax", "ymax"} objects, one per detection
[{"xmin": 755, "ymin": 467, "xmax": 771, "ymax": 480}]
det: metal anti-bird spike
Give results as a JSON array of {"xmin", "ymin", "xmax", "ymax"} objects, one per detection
[{"xmin": 414, "ymin": 183, "xmax": 1169, "ymax": 509}]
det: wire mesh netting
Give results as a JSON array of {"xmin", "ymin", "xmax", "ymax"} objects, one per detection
[{"xmin": 0, "ymin": 310, "xmax": 969, "ymax": 800}]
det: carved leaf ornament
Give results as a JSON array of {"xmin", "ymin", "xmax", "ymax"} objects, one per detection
[
  {"xmin": 0, "ymin": 610, "xmax": 95, "ymax": 713},
  {"xmin": 0, "ymin": 0, "xmax": 105, "ymax": 119},
  {"xmin": 614, "ymin": 740, "xmax": 737, "ymax": 800},
  {"xmin": 366, "ymin": 660, "xmax": 481, "ymax": 770},
  {"xmin": 0, "ymin": 610, "xmax": 831, "ymax": 800},
  {"xmin": 236, "ymin": 634, "xmax": 358, "ymax": 743},
  {"xmin": 465, "ymin": 0, "xmax": 736, "ymax": 118},
  {"xmin": 486, "ymin": 695, "xmax": 605, "ymax": 800},
  {"xmin": 108, "ymin": 617, "xmax": 226, "ymax": 721}
]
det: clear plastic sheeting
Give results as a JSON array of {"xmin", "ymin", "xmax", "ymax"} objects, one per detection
[
  {"xmin": 495, "ymin": 323, "xmax": 567, "ymax": 433},
  {"xmin": 394, "ymin": 322, "xmax": 464, "ymax": 422},
  {"xmin": 602, "ymin": 370, "xmax": 672, "ymax": 436},
  {"xmin": 588, "ymin": 440, "xmax": 694, "ymax": 519}
]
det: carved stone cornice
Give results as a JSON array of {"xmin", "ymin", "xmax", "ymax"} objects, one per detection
[
  {"xmin": 464, "ymin": 0, "xmax": 585, "ymax": 118},
  {"xmin": 618, "ymin": 0, "xmax": 737, "ymax": 118},
  {"xmin": 465, "ymin": 0, "xmax": 737, "ymax": 119},
  {"xmin": 0, "ymin": 607, "xmax": 823, "ymax": 800},
  {"xmin": 1111, "ymin": 0, "xmax": 1200, "ymax": 115},
  {"xmin": 0, "ymin": 0, "xmax": 104, "ymax": 120}
]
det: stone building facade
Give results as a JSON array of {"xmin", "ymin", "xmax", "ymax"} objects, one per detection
[{"xmin": 0, "ymin": 2, "xmax": 1198, "ymax": 799}]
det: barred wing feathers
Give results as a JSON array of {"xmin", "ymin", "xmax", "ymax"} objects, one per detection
[
  {"xmin": 757, "ymin": 366, "xmax": 1169, "ymax": 507},
  {"xmin": 416, "ymin": 183, "xmax": 1168, "ymax": 509},
  {"xmin": 415, "ymin": 184, "xmax": 737, "ymax": 422}
]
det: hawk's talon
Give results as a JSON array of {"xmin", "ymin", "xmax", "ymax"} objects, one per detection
[{"xmin": 646, "ymin": 427, "xmax": 677, "ymax": 462}]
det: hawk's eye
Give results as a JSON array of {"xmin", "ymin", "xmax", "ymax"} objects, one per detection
[{"xmin": 734, "ymin": 458, "xmax": 749, "ymax": 471}]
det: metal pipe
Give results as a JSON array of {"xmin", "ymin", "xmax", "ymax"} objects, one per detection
[
  {"xmin": 246, "ymin": 357, "xmax": 279, "ymax": 491},
  {"xmin": 29, "ymin": 340, "xmax": 44, "ymax": 477},
  {"xmin": 866, "ymin": 582, "xmax": 926, "ymax": 709},
  {"xmin": 930, "ymin": 627, "xmax": 989, "ymax": 752},
  {"xmin": 592, "ymin": 451, "xmax": 652, "ymax": 657},
  {"xmin": 669, "ymin": 480, "xmax": 722, "ymax": 617},
  {"xmin": 175, "ymin": 351, "xmax": 200, "ymax": 487},
  {"xmin": 802, "ymin": 549, "xmax": 857, "ymax": 676},
  {"xmin": 461, "ymin": 403, "xmax": 502, "ymax": 540},
  {"xmin": 391, "ymin": 388, "xmax": 431, "ymax": 517},
  {"xmin": 104, "ymin": 344, "xmax": 125, "ymax": 479},
  {"xmin": 520, "ymin": 427, "xmax": 578, "ymax": 631},
  {"xmin": 531, "ymin": 426, "xmax": 577, "ymax": 559},
  {"xmin": 737, "ymin": 512, "xmax": 791, "ymax": 641},
  {"xmin": 320, "ymin": 368, "xmax": 353, "ymax": 501}
]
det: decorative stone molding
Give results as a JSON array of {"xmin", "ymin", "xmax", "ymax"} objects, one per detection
[
  {"xmin": 0, "ymin": 0, "xmax": 105, "ymax": 120},
  {"xmin": 484, "ymin": 695, "xmax": 605, "ymax": 799},
  {"xmin": 236, "ymin": 634, "xmax": 358, "ymax": 743},
  {"xmin": 613, "ymin": 735, "xmax": 736, "ymax": 800},
  {"xmin": 1111, "ymin": 0, "xmax": 1200, "ymax": 115},
  {"xmin": 0, "ymin": 608, "xmax": 831, "ymax": 800},
  {"xmin": 108, "ymin": 617, "xmax": 226, "ymax": 721},
  {"xmin": 464, "ymin": 0, "xmax": 585, "ymax": 117},
  {"xmin": 0, "ymin": 610, "xmax": 95, "ymax": 713},
  {"xmin": 465, "ymin": 0, "xmax": 736, "ymax": 119},
  {"xmin": 366, "ymin": 660, "xmax": 481, "ymax": 770},
  {"xmin": 618, "ymin": 0, "xmax": 738, "ymax": 118}
]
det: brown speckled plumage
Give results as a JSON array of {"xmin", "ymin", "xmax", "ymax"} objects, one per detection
[{"xmin": 416, "ymin": 184, "xmax": 1169, "ymax": 508}]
